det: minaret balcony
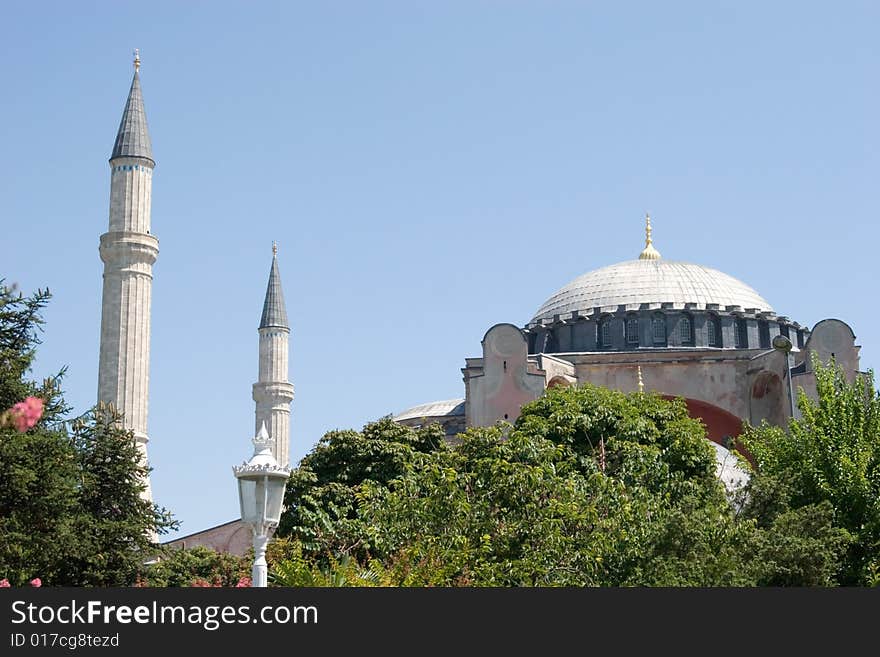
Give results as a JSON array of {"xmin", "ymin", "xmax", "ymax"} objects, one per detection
[{"xmin": 99, "ymin": 231, "xmax": 160, "ymax": 266}]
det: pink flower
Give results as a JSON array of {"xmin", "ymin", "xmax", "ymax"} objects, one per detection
[
  {"xmin": 235, "ymin": 577, "xmax": 251, "ymax": 587},
  {"xmin": 10, "ymin": 397, "xmax": 44, "ymax": 432},
  {"xmin": 30, "ymin": 578, "xmax": 42, "ymax": 587},
  {"xmin": 0, "ymin": 579, "xmax": 10, "ymax": 587}
]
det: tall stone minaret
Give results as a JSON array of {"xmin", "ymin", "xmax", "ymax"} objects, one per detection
[
  {"xmin": 97, "ymin": 50, "xmax": 158, "ymax": 501},
  {"xmin": 252, "ymin": 244, "xmax": 295, "ymax": 467}
]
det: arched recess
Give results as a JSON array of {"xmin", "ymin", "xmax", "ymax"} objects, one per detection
[
  {"xmin": 660, "ymin": 395, "xmax": 753, "ymax": 466},
  {"xmin": 750, "ymin": 370, "xmax": 786, "ymax": 427}
]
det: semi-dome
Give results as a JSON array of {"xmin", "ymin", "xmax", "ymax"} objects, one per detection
[
  {"xmin": 393, "ymin": 399, "xmax": 465, "ymax": 422},
  {"xmin": 532, "ymin": 259, "xmax": 773, "ymax": 323}
]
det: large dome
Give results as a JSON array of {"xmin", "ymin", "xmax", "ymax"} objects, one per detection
[{"xmin": 532, "ymin": 259, "xmax": 773, "ymax": 323}]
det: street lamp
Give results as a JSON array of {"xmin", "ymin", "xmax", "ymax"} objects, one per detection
[
  {"xmin": 772, "ymin": 334, "xmax": 795, "ymax": 419},
  {"xmin": 233, "ymin": 422, "xmax": 290, "ymax": 587}
]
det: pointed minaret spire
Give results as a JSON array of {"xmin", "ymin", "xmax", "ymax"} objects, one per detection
[
  {"xmin": 639, "ymin": 213, "xmax": 661, "ymax": 260},
  {"xmin": 253, "ymin": 244, "xmax": 295, "ymax": 467},
  {"xmin": 110, "ymin": 51, "xmax": 153, "ymax": 164},
  {"xmin": 260, "ymin": 242, "xmax": 289, "ymax": 329}
]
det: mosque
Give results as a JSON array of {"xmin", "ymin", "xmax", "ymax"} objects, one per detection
[
  {"xmin": 96, "ymin": 56, "xmax": 862, "ymax": 554},
  {"xmin": 394, "ymin": 214, "xmax": 861, "ymax": 447}
]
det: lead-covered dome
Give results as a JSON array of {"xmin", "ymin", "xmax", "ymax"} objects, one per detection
[{"xmin": 532, "ymin": 259, "xmax": 773, "ymax": 323}]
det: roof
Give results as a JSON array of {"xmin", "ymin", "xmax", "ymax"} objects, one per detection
[
  {"xmin": 393, "ymin": 399, "xmax": 466, "ymax": 422},
  {"xmin": 531, "ymin": 259, "xmax": 773, "ymax": 322},
  {"xmin": 260, "ymin": 254, "xmax": 288, "ymax": 329},
  {"xmin": 110, "ymin": 71, "xmax": 153, "ymax": 163}
]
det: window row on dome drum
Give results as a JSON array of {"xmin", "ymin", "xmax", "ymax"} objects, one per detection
[{"xmin": 528, "ymin": 312, "xmax": 806, "ymax": 353}]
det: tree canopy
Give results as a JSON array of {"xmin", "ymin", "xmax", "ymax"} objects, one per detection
[
  {"xmin": 275, "ymin": 380, "xmax": 853, "ymax": 586},
  {"xmin": 739, "ymin": 358, "xmax": 880, "ymax": 586},
  {"xmin": 0, "ymin": 282, "xmax": 177, "ymax": 586}
]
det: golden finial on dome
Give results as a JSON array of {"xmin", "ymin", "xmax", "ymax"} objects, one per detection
[
  {"xmin": 637, "ymin": 365, "xmax": 645, "ymax": 393},
  {"xmin": 639, "ymin": 213, "xmax": 661, "ymax": 260},
  {"xmin": 272, "ymin": 241, "xmax": 278, "ymax": 257},
  {"xmin": 133, "ymin": 49, "xmax": 140, "ymax": 73}
]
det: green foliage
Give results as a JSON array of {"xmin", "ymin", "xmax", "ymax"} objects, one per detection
[
  {"xmin": 0, "ymin": 283, "xmax": 177, "ymax": 586},
  {"xmin": 267, "ymin": 538, "xmax": 390, "ymax": 587},
  {"xmin": 55, "ymin": 404, "xmax": 178, "ymax": 586},
  {"xmin": 748, "ymin": 502, "xmax": 850, "ymax": 586},
  {"xmin": 275, "ymin": 386, "xmax": 772, "ymax": 586},
  {"xmin": 137, "ymin": 546, "xmax": 250, "ymax": 587},
  {"xmin": 277, "ymin": 416, "xmax": 445, "ymax": 559},
  {"xmin": 360, "ymin": 386, "xmax": 753, "ymax": 586},
  {"xmin": 362, "ymin": 426, "xmax": 621, "ymax": 585},
  {"xmin": 0, "ymin": 422, "xmax": 79, "ymax": 585},
  {"xmin": 740, "ymin": 357, "xmax": 880, "ymax": 585},
  {"xmin": 0, "ymin": 283, "xmax": 52, "ymax": 412},
  {"xmin": 275, "ymin": 381, "xmax": 857, "ymax": 586},
  {"xmin": 516, "ymin": 383, "xmax": 718, "ymax": 488}
]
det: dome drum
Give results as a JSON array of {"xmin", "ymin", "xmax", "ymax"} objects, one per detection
[
  {"xmin": 528, "ymin": 305, "xmax": 788, "ymax": 331},
  {"xmin": 526, "ymin": 307, "xmax": 809, "ymax": 354}
]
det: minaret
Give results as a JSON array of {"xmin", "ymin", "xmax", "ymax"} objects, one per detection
[
  {"xmin": 252, "ymin": 243, "xmax": 295, "ymax": 467},
  {"xmin": 97, "ymin": 50, "xmax": 158, "ymax": 500}
]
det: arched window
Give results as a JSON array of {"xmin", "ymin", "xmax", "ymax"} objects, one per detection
[
  {"xmin": 734, "ymin": 319, "xmax": 748, "ymax": 348},
  {"xmin": 680, "ymin": 314, "xmax": 693, "ymax": 345},
  {"xmin": 758, "ymin": 320, "xmax": 770, "ymax": 349},
  {"xmin": 707, "ymin": 315, "xmax": 721, "ymax": 347},
  {"xmin": 626, "ymin": 316, "xmax": 639, "ymax": 346},
  {"xmin": 527, "ymin": 331, "xmax": 538, "ymax": 354},
  {"xmin": 652, "ymin": 313, "xmax": 666, "ymax": 346},
  {"xmin": 599, "ymin": 318, "xmax": 612, "ymax": 348},
  {"xmin": 538, "ymin": 330, "xmax": 557, "ymax": 353}
]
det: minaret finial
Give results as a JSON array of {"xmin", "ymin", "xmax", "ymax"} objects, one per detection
[
  {"xmin": 638, "ymin": 212, "xmax": 662, "ymax": 260},
  {"xmin": 272, "ymin": 241, "xmax": 277, "ymax": 257},
  {"xmin": 133, "ymin": 49, "xmax": 140, "ymax": 73},
  {"xmin": 637, "ymin": 365, "xmax": 645, "ymax": 393}
]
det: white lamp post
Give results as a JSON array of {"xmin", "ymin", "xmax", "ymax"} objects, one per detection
[{"xmin": 233, "ymin": 422, "xmax": 290, "ymax": 587}]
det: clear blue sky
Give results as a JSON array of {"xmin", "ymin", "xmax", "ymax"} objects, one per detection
[{"xmin": 3, "ymin": 2, "xmax": 878, "ymax": 540}]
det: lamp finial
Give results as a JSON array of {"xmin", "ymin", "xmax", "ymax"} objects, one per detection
[{"xmin": 639, "ymin": 212, "xmax": 662, "ymax": 260}]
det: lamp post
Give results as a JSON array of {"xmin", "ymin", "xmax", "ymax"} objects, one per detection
[
  {"xmin": 772, "ymin": 334, "xmax": 795, "ymax": 420},
  {"xmin": 233, "ymin": 422, "xmax": 290, "ymax": 587}
]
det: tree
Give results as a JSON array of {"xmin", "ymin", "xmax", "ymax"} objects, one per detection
[
  {"xmin": 276, "ymin": 416, "xmax": 445, "ymax": 560},
  {"xmin": 278, "ymin": 382, "xmax": 847, "ymax": 586},
  {"xmin": 266, "ymin": 538, "xmax": 390, "ymax": 587},
  {"xmin": 362, "ymin": 386, "xmax": 759, "ymax": 586},
  {"xmin": 56, "ymin": 405, "xmax": 178, "ymax": 586},
  {"xmin": 739, "ymin": 358, "xmax": 880, "ymax": 585},
  {"xmin": 0, "ymin": 282, "xmax": 177, "ymax": 586},
  {"xmin": 136, "ymin": 546, "xmax": 250, "ymax": 587}
]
